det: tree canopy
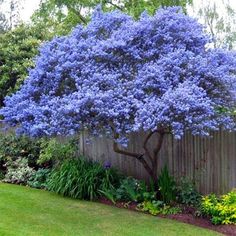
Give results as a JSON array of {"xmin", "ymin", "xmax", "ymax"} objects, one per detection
[
  {"xmin": 0, "ymin": 0, "xmax": 193, "ymax": 110},
  {"xmin": 1, "ymin": 7, "xmax": 235, "ymax": 180},
  {"xmin": 32, "ymin": 0, "xmax": 192, "ymax": 35}
]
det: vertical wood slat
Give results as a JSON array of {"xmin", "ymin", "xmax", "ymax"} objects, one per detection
[{"xmin": 79, "ymin": 130, "xmax": 236, "ymax": 194}]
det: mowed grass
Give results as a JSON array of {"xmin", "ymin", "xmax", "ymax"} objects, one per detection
[{"xmin": 0, "ymin": 183, "xmax": 222, "ymax": 236}]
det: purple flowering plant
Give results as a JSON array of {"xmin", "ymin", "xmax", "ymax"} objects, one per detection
[{"xmin": 1, "ymin": 6, "xmax": 236, "ymax": 183}]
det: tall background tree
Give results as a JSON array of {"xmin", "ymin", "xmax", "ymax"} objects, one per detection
[
  {"xmin": 0, "ymin": 24, "xmax": 47, "ymax": 106},
  {"xmin": 190, "ymin": 0, "xmax": 236, "ymax": 49},
  {"xmin": 32, "ymin": 0, "xmax": 192, "ymax": 35},
  {"xmin": 0, "ymin": 0, "xmax": 23, "ymax": 31},
  {"xmin": 0, "ymin": 0, "xmax": 9, "ymax": 33}
]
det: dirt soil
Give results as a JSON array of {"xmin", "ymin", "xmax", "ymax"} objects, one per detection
[{"xmin": 98, "ymin": 198, "xmax": 236, "ymax": 236}]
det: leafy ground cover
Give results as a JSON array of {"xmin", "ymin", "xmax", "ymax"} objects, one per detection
[{"xmin": 0, "ymin": 183, "xmax": 221, "ymax": 236}]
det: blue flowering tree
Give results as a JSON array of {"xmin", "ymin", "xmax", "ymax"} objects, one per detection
[{"xmin": 1, "ymin": 7, "xmax": 236, "ymax": 183}]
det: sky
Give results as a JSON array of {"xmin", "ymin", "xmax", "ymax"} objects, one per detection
[{"xmin": 20, "ymin": 0, "xmax": 40, "ymax": 22}]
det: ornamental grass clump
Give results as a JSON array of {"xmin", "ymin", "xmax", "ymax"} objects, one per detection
[{"xmin": 47, "ymin": 157, "xmax": 121, "ymax": 200}]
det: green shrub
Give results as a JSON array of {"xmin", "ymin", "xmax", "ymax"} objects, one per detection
[
  {"xmin": 0, "ymin": 133, "xmax": 41, "ymax": 169},
  {"xmin": 27, "ymin": 168, "xmax": 51, "ymax": 189},
  {"xmin": 115, "ymin": 177, "xmax": 148, "ymax": 202},
  {"xmin": 3, "ymin": 158, "xmax": 35, "ymax": 184},
  {"xmin": 201, "ymin": 190, "xmax": 236, "ymax": 225},
  {"xmin": 47, "ymin": 158, "xmax": 121, "ymax": 200},
  {"xmin": 0, "ymin": 170, "xmax": 4, "ymax": 180},
  {"xmin": 138, "ymin": 200, "xmax": 181, "ymax": 216},
  {"xmin": 38, "ymin": 137, "xmax": 78, "ymax": 166},
  {"xmin": 100, "ymin": 177, "xmax": 156, "ymax": 204},
  {"xmin": 176, "ymin": 177, "xmax": 201, "ymax": 207},
  {"xmin": 158, "ymin": 165, "xmax": 176, "ymax": 203}
]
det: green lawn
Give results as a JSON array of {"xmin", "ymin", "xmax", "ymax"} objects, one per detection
[{"xmin": 0, "ymin": 183, "xmax": 221, "ymax": 236}]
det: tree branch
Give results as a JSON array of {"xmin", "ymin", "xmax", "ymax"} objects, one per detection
[
  {"xmin": 112, "ymin": 128, "xmax": 153, "ymax": 177},
  {"xmin": 68, "ymin": 6, "xmax": 87, "ymax": 24},
  {"xmin": 113, "ymin": 141, "xmax": 141, "ymax": 158},
  {"xmin": 106, "ymin": 1, "xmax": 123, "ymax": 11},
  {"xmin": 152, "ymin": 131, "xmax": 165, "ymax": 172},
  {"xmin": 113, "ymin": 141, "xmax": 154, "ymax": 177},
  {"xmin": 143, "ymin": 131, "xmax": 156, "ymax": 166}
]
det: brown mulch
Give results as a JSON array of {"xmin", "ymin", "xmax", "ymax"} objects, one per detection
[{"xmin": 98, "ymin": 198, "xmax": 236, "ymax": 236}]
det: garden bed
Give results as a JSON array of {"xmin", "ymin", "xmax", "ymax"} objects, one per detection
[{"xmin": 99, "ymin": 198, "xmax": 236, "ymax": 236}]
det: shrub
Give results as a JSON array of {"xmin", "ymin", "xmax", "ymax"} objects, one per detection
[
  {"xmin": 3, "ymin": 158, "xmax": 35, "ymax": 184},
  {"xmin": 0, "ymin": 133, "xmax": 41, "ymax": 169},
  {"xmin": 158, "ymin": 165, "xmax": 176, "ymax": 203},
  {"xmin": 38, "ymin": 137, "xmax": 78, "ymax": 166},
  {"xmin": 115, "ymin": 177, "xmax": 148, "ymax": 202},
  {"xmin": 201, "ymin": 190, "xmax": 236, "ymax": 225},
  {"xmin": 100, "ymin": 177, "xmax": 156, "ymax": 204},
  {"xmin": 27, "ymin": 168, "xmax": 51, "ymax": 189},
  {"xmin": 0, "ymin": 170, "xmax": 4, "ymax": 180},
  {"xmin": 138, "ymin": 200, "xmax": 181, "ymax": 216},
  {"xmin": 176, "ymin": 177, "xmax": 201, "ymax": 207},
  {"xmin": 47, "ymin": 158, "xmax": 121, "ymax": 200},
  {"xmin": 101, "ymin": 177, "xmax": 157, "ymax": 203}
]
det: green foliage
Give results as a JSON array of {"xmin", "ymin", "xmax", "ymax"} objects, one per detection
[
  {"xmin": 158, "ymin": 165, "xmax": 176, "ymax": 203},
  {"xmin": 115, "ymin": 177, "xmax": 148, "ymax": 202},
  {"xmin": 38, "ymin": 137, "xmax": 78, "ymax": 165},
  {"xmin": 27, "ymin": 168, "xmax": 51, "ymax": 189},
  {"xmin": 0, "ymin": 24, "xmax": 47, "ymax": 106},
  {"xmin": 100, "ymin": 177, "xmax": 156, "ymax": 204},
  {"xmin": 201, "ymin": 190, "xmax": 236, "ymax": 225},
  {"xmin": 99, "ymin": 187, "xmax": 117, "ymax": 204},
  {"xmin": 138, "ymin": 200, "xmax": 181, "ymax": 216},
  {"xmin": 0, "ymin": 133, "xmax": 42, "ymax": 169},
  {"xmin": 32, "ymin": 0, "xmax": 192, "ymax": 36},
  {"xmin": 176, "ymin": 177, "xmax": 201, "ymax": 207},
  {"xmin": 47, "ymin": 158, "xmax": 121, "ymax": 200},
  {"xmin": 197, "ymin": 1, "xmax": 236, "ymax": 49},
  {"xmin": 0, "ymin": 169, "xmax": 4, "ymax": 180},
  {"xmin": 3, "ymin": 158, "xmax": 35, "ymax": 184}
]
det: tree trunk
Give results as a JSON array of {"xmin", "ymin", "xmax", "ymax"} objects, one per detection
[{"xmin": 113, "ymin": 130, "xmax": 165, "ymax": 189}]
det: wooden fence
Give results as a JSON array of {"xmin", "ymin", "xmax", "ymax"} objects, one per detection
[{"xmin": 79, "ymin": 130, "xmax": 236, "ymax": 195}]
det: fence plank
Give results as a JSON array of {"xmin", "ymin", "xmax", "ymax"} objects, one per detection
[{"xmin": 80, "ymin": 130, "xmax": 236, "ymax": 194}]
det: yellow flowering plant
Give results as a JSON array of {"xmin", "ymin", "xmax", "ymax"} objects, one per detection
[{"xmin": 201, "ymin": 189, "xmax": 236, "ymax": 225}]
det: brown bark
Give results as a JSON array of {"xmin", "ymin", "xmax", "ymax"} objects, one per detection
[
  {"xmin": 112, "ymin": 129, "xmax": 165, "ymax": 186},
  {"xmin": 113, "ymin": 138, "xmax": 154, "ymax": 178}
]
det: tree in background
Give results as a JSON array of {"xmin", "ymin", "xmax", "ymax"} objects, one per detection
[
  {"xmin": 195, "ymin": 0, "xmax": 236, "ymax": 49},
  {"xmin": 32, "ymin": 0, "xmax": 192, "ymax": 35},
  {"xmin": 0, "ymin": 0, "xmax": 9, "ymax": 33},
  {"xmin": 8, "ymin": 0, "xmax": 22, "ymax": 29},
  {"xmin": 0, "ymin": 24, "xmax": 48, "ymax": 106},
  {"xmin": 0, "ymin": 0, "xmax": 23, "ymax": 32},
  {"xmin": 1, "ymin": 7, "xmax": 235, "ymax": 185},
  {"xmin": 0, "ymin": 12, "xmax": 7, "ymax": 34}
]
